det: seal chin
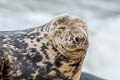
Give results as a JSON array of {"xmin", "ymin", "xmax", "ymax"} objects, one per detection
[{"xmin": 65, "ymin": 49, "xmax": 86, "ymax": 60}]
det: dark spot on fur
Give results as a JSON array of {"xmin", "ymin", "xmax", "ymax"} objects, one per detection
[
  {"xmin": 40, "ymin": 37, "xmax": 43, "ymax": 40},
  {"xmin": 70, "ymin": 61, "xmax": 80, "ymax": 76},
  {"xmin": 2, "ymin": 59, "xmax": 9, "ymax": 79},
  {"xmin": 69, "ymin": 62, "xmax": 79, "ymax": 67},
  {"xmin": 55, "ymin": 60, "xmax": 63, "ymax": 67},
  {"xmin": 40, "ymin": 25, "xmax": 45, "ymax": 31},
  {"xmin": 43, "ymin": 61, "xmax": 53, "ymax": 72},
  {"xmin": 46, "ymin": 42, "xmax": 50, "ymax": 46},
  {"xmin": 56, "ymin": 54, "xmax": 69, "ymax": 62},
  {"xmin": 41, "ymin": 43, "xmax": 49, "ymax": 59},
  {"xmin": 32, "ymin": 53, "xmax": 43, "ymax": 62},
  {"xmin": 51, "ymin": 68, "xmax": 71, "ymax": 80},
  {"xmin": 34, "ymin": 44, "xmax": 37, "ymax": 47},
  {"xmin": 30, "ymin": 48, "xmax": 37, "ymax": 52},
  {"xmin": 36, "ymin": 38, "xmax": 40, "ymax": 42},
  {"xmin": 52, "ymin": 46, "xmax": 58, "ymax": 52},
  {"xmin": 44, "ymin": 34, "xmax": 48, "ymax": 39},
  {"xmin": 31, "ymin": 41, "xmax": 33, "ymax": 43}
]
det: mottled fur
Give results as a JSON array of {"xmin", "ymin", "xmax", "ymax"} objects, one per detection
[{"xmin": 0, "ymin": 14, "xmax": 89, "ymax": 80}]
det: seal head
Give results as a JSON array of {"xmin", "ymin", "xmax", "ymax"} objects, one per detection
[{"xmin": 49, "ymin": 14, "xmax": 89, "ymax": 60}]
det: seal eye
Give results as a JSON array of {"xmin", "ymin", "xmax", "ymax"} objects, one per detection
[{"xmin": 58, "ymin": 27, "xmax": 66, "ymax": 30}]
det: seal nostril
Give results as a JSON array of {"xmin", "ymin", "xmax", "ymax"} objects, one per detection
[{"xmin": 75, "ymin": 37, "xmax": 85, "ymax": 43}]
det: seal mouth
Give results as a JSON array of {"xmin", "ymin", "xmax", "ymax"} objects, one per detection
[
  {"xmin": 61, "ymin": 44, "xmax": 87, "ymax": 52},
  {"xmin": 74, "ymin": 49, "xmax": 84, "ymax": 52}
]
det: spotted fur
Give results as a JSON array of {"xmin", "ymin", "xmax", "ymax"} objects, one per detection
[{"xmin": 0, "ymin": 14, "xmax": 89, "ymax": 80}]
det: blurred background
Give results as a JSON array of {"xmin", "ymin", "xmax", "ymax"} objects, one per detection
[{"xmin": 0, "ymin": 0, "xmax": 120, "ymax": 80}]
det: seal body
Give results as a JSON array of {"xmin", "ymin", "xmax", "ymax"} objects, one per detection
[{"xmin": 0, "ymin": 14, "xmax": 89, "ymax": 80}]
